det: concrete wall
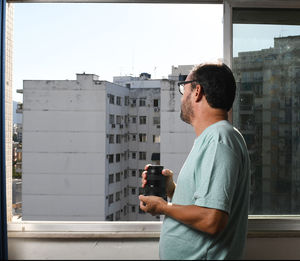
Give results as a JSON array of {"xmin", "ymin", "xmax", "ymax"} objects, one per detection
[
  {"xmin": 22, "ymin": 75, "xmax": 107, "ymax": 221},
  {"xmin": 7, "ymin": 234, "xmax": 300, "ymax": 260}
]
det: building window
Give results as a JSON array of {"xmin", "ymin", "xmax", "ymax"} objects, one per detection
[
  {"xmin": 132, "ymin": 152, "xmax": 136, "ymax": 159},
  {"xmin": 139, "ymin": 151, "xmax": 146, "ymax": 160},
  {"xmin": 153, "ymin": 99, "xmax": 159, "ymax": 107},
  {"xmin": 124, "ymin": 187, "xmax": 128, "ymax": 197},
  {"xmin": 139, "ymin": 133, "xmax": 147, "ymax": 142},
  {"xmin": 116, "ymin": 135, "xmax": 121, "ymax": 144},
  {"xmin": 131, "ymin": 116, "xmax": 137, "ymax": 124},
  {"xmin": 232, "ymin": 8, "xmax": 300, "ymax": 215},
  {"xmin": 109, "ymin": 114, "xmax": 115, "ymax": 124},
  {"xmin": 116, "ymin": 191, "xmax": 121, "ymax": 201},
  {"xmin": 132, "ymin": 134, "xmax": 136, "ymax": 141},
  {"xmin": 153, "ymin": 135, "xmax": 160, "ymax": 143},
  {"xmin": 131, "ymin": 188, "xmax": 136, "ymax": 195},
  {"xmin": 116, "ymin": 115, "xmax": 122, "ymax": 124},
  {"xmin": 108, "ymin": 134, "xmax": 114, "ymax": 144},
  {"xmin": 139, "ymin": 98, "xmax": 146, "ymax": 107},
  {"xmin": 116, "ymin": 96, "xmax": 121, "ymax": 105},
  {"xmin": 116, "ymin": 172, "xmax": 121, "ymax": 182},
  {"xmin": 109, "ymin": 94, "xmax": 115, "ymax": 104},
  {"xmin": 124, "ymin": 133, "xmax": 128, "ymax": 143},
  {"xmin": 105, "ymin": 214, "xmax": 113, "ymax": 221},
  {"xmin": 124, "ymin": 206, "xmax": 127, "ymax": 216},
  {"xmin": 131, "ymin": 206, "xmax": 136, "ymax": 213},
  {"xmin": 124, "ymin": 169, "xmax": 128, "ymax": 179},
  {"xmin": 108, "ymin": 194, "xmax": 114, "ymax": 205},
  {"xmin": 139, "ymin": 116, "xmax": 146, "ymax": 125},
  {"xmin": 153, "ymin": 116, "xmax": 160, "ymax": 125},
  {"xmin": 124, "ymin": 96, "xmax": 129, "ymax": 106},
  {"xmin": 109, "ymin": 174, "xmax": 114, "ymax": 184},
  {"xmin": 116, "ymin": 154, "xmax": 121, "ymax": 162},
  {"xmin": 108, "ymin": 154, "xmax": 114, "ymax": 163},
  {"xmin": 131, "ymin": 170, "xmax": 136, "ymax": 177},
  {"xmin": 131, "ymin": 98, "xmax": 136, "ymax": 107}
]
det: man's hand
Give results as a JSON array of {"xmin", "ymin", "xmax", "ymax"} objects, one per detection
[
  {"xmin": 139, "ymin": 195, "xmax": 167, "ymax": 216},
  {"xmin": 141, "ymin": 164, "xmax": 176, "ymax": 199}
]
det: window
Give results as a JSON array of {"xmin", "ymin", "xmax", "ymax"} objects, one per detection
[
  {"xmin": 116, "ymin": 96, "xmax": 121, "ymax": 105},
  {"xmin": 124, "ymin": 169, "xmax": 128, "ymax": 179},
  {"xmin": 139, "ymin": 116, "xmax": 147, "ymax": 125},
  {"xmin": 108, "ymin": 154, "xmax": 114, "ymax": 163},
  {"xmin": 124, "ymin": 187, "xmax": 128, "ymax": 197},
  {"xmin": 131, "ymin": 152, "xmax": 136, "ymax": 159},
  {"xmin": 153, "ymin": 99, "xmax": 159, "ymax": 107},
  {"xmin": 116, "ymin": 172, "xmax": 121, "ymax": 182},
  {"xmin": 139, "ymin": 98, "xmax": 146, "ymax": 107},
  {"xmin": 105, "ymin": 214, "xmax": 113, "ymax": 221},
  {"xmin": 109, "ymin": 114, "xmax": 115, "ymax": 124},
  {"xmin": 132, "ymin": 134, "xmax": 136, "ymax": 141},
  {"xmin": 116, "ymin": 135, "xmax": 121, "ymax": 144},
  {"xmin": 108, "ymin": 194, "xmax": 114, "ymax": 205},
  {"xmin": 153, "ymin": 135, "xmax": 160, "ymax": 143},
  {"xmin": 153, "ymin": 116, "xmax": 160, "ymax": 125},
  {"xmin": 109, "ymin": 174, "xmax": 114, "ymax": 184},
  {"xmin": 116, "ymin": 154, "xmax": 121, "ymax": 162},
  {"xmin": 131, "ymin": 206, "xmax": 136, "ymax": 213},
  {"xmin": 232, "ymin": 8, "xmax": 300, "ymax": 215},
  {"xmin": 131, "ymin": 116, "xmax": 137, "ymax": 124},
  {"xmin": 131, "ymin": 188, "xmax": 136, "ymax": 195},
  {"xmin": 131, "ymin": 170, "xmax": 136, "ymax": 177},
  {"xmin": 124, "ymin": 96, "xmax": 129, "ymax": 106},
  {"xmin": 108, "ymin": 134, "xmax": 114, "ymax": 144},
  {"xmin": 131, "ymin": 98, "xmax": 136, "ymax": 107},
  {"xmin": 116, "ymin": 115, "xmax": 122, "ymax": 124},
  {"xmin": 116, "ymin": 191, "xmax": 121, "ymax": 201},
  {"xmin": 109, "ymin": 94, "xmax": 115, "ymax": 104},
  {"xmin": 124, "ymin": 206, "xmax": 127, "ymax": 216},
  {"xmin": 139, "ymin": 152, "xmax": 146, "ymax": 160},
  {"xmin": 139, "ymin": 133, "xmax": 147, "ymax": 142}
]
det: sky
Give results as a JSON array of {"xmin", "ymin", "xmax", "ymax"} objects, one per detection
[{"xmin": 13, "ymin": 3, "xmax": 224, "ymax": 102}]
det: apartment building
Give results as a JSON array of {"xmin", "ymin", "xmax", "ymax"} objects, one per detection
[
  {"xmin": 21, "ymin": 72, "xmax": 166, "ymax": 221},
  {"xmin": 233, "ymin": 35, "xmax": 300, "ymax": 214}
]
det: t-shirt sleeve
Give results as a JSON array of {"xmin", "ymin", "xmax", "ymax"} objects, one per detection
[{"xmin": 193, "ymin": 141, "xmax": 240, "ymax": 214}]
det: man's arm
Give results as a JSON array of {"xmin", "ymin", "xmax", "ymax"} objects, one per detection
[{"xmin": 139, "ymin": 195, "xmax": 228, "ymax": 235}]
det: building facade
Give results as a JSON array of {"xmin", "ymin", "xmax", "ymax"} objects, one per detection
[
  {"xmin": 233, "ymin": 35, "xmax": 300, "ymax": 214},
  {"xmin": 21, "ymin": 73, "xmax": 164, "ymax": 221}
]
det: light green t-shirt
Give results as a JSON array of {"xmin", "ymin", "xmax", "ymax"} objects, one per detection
[{"xmin": 159, "ymin": 120, "xmax": 250, "ymax": 260}]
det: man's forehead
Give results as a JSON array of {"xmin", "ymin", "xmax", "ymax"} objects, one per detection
[{"xmin": 186, "ymin": 71, "xmax": 194, "ymax": 81}]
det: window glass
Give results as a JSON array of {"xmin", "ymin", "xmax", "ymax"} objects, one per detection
[
  {"xmin": 233, "ymin": 9, "xmax": 300, "ymax": 214},
  {"xmin": 12, "ymin": 3, "xmax": 222, "ymax": 221}
]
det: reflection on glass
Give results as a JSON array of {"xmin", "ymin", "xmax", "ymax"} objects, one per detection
[{"xmin": 233, "ymin": 23, "xmax": 300, "ymax": 214}]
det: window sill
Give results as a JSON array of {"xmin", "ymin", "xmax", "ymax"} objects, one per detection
[{"xmin": 7, "ymin": 216, "xmax": 300, "ymax": 239}]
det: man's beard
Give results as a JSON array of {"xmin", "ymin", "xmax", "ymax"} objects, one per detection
[{"xmin": 180, "ymin": 94, "xmax": 193, "ymax": 124}]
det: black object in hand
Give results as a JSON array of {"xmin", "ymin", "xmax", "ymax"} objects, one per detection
[{"xmin": 144, "ymin": 165, "xmax": 166, "ymax": 200}]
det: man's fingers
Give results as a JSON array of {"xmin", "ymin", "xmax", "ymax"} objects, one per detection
[
  {"xmin": 144, "ymin": 164, "xmax": 151, "ymax": 170},
  {"xmin": 162, "ymin": 169, "xmax": 173, "ymax": 177}
]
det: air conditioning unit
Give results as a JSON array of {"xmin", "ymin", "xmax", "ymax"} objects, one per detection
[{"xmin": 112, "ymin": 124, "xmax": 115, "ymax": 128}]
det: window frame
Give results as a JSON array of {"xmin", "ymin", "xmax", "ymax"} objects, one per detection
[{"xmin": 3, "ymin": 0, "xmax": 300, "ymax": 238}]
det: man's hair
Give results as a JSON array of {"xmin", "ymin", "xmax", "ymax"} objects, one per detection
[{"xmin": 191, "ymin": 63, "xmax": 236, "ymax": 111}]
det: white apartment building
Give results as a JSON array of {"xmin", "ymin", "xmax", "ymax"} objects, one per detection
[
  {"xmin": 21, "ymin": 72, "xmax": 165, "ymax": 221},
  {"xmin": 160, "ymin": 65, "xmax": 196, "ymax": 182}
]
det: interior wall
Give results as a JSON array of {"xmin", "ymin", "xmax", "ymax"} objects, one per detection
[{"xmin": 8, "ymin": 236, "xmax": 300, "ymax": 260}]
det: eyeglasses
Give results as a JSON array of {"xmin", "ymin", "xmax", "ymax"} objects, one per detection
[{"xmin": 177, "ymin": 80, "xmax": 198, "ymax": 95}]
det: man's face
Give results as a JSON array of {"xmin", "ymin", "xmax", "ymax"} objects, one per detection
[{"xmin": 180, "ymin": 73, "xmax": 195, "ymax": 124}]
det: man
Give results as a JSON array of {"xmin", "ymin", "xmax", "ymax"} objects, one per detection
[{"xmin": 139, "ymin": 63, "xmax": 250, "ymax": 260}]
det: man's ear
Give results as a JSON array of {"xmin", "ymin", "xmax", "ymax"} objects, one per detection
[{"xmin": 194, "ymin": 84, "xmax": 203, "ymax": 102}]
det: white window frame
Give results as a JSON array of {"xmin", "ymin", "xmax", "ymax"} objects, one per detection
[{"xmin": 6, "ymin": 0, "xmax": 300, "ymax": 239}]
